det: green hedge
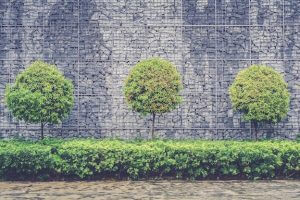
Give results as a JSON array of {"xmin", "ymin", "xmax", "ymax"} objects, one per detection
[{"xmin": 0, "ymin": 139, "xmax": 299, "ymax": 180}]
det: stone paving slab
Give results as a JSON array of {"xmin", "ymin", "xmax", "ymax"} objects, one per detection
[{"xmin": 0, "ymin": 180, "xmax": 299, "ymax": 200}]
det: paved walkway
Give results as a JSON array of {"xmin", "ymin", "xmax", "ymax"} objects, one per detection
[{"xmin": 0, "ymin": 180, "xmax": 299, "ymax": 199}]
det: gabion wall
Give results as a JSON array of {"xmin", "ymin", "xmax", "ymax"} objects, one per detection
[{"xmin": 0, "ymin": 0, "xmax": 299, "ymax": 139}]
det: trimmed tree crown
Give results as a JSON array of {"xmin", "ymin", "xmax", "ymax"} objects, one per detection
[
  {"xmin": 229, "ymin": 65, "xmax": 290, "ymax": 123},
  {"xmin": 5, "ymin": 60, "xmax": 74, "ymax": 124},
  {"xmin": 124, "ymin": 57, "xmax": 183, "ymax": 115}
]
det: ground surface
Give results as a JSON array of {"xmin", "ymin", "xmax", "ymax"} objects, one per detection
[{"xmin": 0, "ymin": 180, "xmax": 299, "ymax": 199}]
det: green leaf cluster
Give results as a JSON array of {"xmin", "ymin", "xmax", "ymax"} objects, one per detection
[
  {"xmin": 124, "ymin": 58, "xmax": 183, "ymax": 115},
  {"xmin": 5, "ymin": 60, "xmax": 74, "ymax": 124},
  {"xmin": 0, "ymin": 139, "xmax": 299, "ymax": 180},
  {"xmin": 229, "ymin": 65, "xmax": 290, "ymax": 123}
]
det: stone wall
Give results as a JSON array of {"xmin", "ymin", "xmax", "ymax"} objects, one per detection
[{"xmin": 0, "ymin": 0, "xmax": 299, "ymax": 139}]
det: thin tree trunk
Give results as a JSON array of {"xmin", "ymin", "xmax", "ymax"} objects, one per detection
[
  {"xmin": 151, "ymin": 113, "xmax": 156, "ymax": 140},
  {"xmin": 254, "ymin": 121, "xmax": 258, "ymax": 140},
  {"xmin": 250, "ymin": 121, "xmax": 252, "ymax": 140},
  {"xmin": 41, "ymin": 122, "xmax": 44, "ymax": 140},
  {"xmin": 252, "ymin": 121, "xmax": 258, "ymax": 140}
]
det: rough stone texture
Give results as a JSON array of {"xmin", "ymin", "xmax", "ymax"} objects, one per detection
[
  {"xmin": 1, "ymin": 181, "xmax": 300, "ymax": 199},
  {"xmin": 0, "ymin": 0, "xmax": 299, "ymax": 139}
]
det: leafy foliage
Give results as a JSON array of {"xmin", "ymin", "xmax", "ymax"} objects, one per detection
[
  {"xmin": 0, "ymin": 139, "xmax": 299, "ymax": 180},
  {"xmin": 5, "ymin": 61, "xmax": 74, "ymax": 138},
  {"xmin": 229, "ymin": 65, "xmax": 290, "ymax": 123},
  {"xmin": 124, "ymin": 58, "xmax": 183, "ymax": 138},
  {"xmin": 124, "ymin": 57, "xmax": 183, "ymax": 115}
]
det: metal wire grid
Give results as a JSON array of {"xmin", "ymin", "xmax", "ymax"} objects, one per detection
[{"xmin": 0, "ymin": 0, "xmax": 299, "ymax": 137}]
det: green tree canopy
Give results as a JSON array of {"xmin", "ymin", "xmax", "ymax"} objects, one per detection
[
  {"xmin": 229, "ymin": 65, "xmax": 290, "ymax": 138},
  {"xmin": 5, "ymin": 60, "xmax": 74, "ymax": 139},
  {"xmin": 124, "ymin": 57, "xmax": 183, "ymax": 138}
]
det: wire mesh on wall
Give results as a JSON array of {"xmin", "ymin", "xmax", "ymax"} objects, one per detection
[{"xmin": 0, "ymin": 0, "xmax": 299, "ymax": 139}]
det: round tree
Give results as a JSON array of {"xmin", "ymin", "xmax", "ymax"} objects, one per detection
[
  {"xmin": 5, "ymin": 61, "xmax": 74, "ymax": 139},
  {"xmin": 229, "ymin": 65, "xmax": 290, "ymax": 139},
  {"xmin": 124, "ymin": 57, "xmax": 183, "ymax": 139}
]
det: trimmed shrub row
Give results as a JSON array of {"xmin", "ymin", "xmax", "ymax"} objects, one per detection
[{"xmin": 0, "ymin": 139, "xmax": 299, "ymax": 181}]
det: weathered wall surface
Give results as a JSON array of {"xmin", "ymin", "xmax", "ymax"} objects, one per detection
[{"xmin": 0, "ymin": 0, "xmax": 299, "ymax": 139}]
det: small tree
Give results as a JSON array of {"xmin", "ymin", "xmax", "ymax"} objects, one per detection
[
  {"xmin": 229, "ymin": 65, "xmax": 290, "ymax": 139},
  {"xmin": 124, "ymin": 57, "xmax": 183, "ymax": 139},
  {"xmin": 5, "ymin": 61, "xmax": 74, "ymax": 139}
]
